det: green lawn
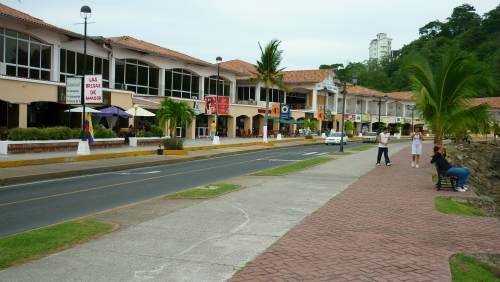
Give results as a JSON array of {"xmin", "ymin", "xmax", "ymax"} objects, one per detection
[
  {"xmin": 349, "ymin": 144, "xmax": 376, "ymax": 151},
  {"xmin": 435, "ymin": 196, "xmax": 487, "ymax": 217},
  {"xmin": 0, "ymin": 220, "xmax": 113, "ymax": 270},
  {"xmin": 450, "ymin": 254, "xmax": 500, "ymax": 282},
  {"xmin": 253, "ymin": 156, "xmax": 331, "ymax": 176},
  {"xmin": 329, "ymin": 151, "xmax": 353, "ymax": 156},
  {"xmin": 167, "ymin": 183, "xmax": 241, "ymax": 198}
]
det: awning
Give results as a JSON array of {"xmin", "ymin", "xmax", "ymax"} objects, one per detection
[
  {"xmin": 96, "ymin": 106, "xmax": 132, "ymax": 118},
  {"xmin": 64, "ymin": 106, "xmax": 101, "ymax": 113},
  {"xmin": 126, "ymin": 106, "xmax": 155, "ymax": 117}
]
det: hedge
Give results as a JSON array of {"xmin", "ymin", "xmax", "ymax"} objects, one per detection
[{"xmin": 8, "ymin": 126, "xmax": 117, "ymax": 140}]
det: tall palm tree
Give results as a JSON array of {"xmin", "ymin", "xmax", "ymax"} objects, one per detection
[
  {"xmin": 156, "ymin": 98, "xmax": 195, "ymax": 138},
  {"xmin": 253, "ymin": 39, "xmax": 286, "ymax": 142},
  {"xmin": 405, "ymin": 51, "xmax": 492, "ymax": 145}
]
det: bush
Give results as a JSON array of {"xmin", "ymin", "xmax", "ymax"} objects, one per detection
[
  {"xmin": 163, "ymin": 138, "xmax": 184, "ymax": 150},
  {"xmin": 93, "ymin": 125, "xmax": 117, "ymax": 138},
  {"xmin": 8, "ymin": 127, "xmax": 80, "ymax": 140},
  {"xmin": 149, "ymin": 125, "xmax": 164, "ymax": 137}
]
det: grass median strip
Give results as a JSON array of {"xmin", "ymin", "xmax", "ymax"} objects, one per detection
[
  {"xmin": 0, "ymin": 220, "xmax": 114, "ymax": 270},
  {"xmin": 253, "ymin": 156, "xmax": 331, "ymax": 176},
  {"xmin": 450, "ymin": 254, "xmax": 500, "ymax": 281},
  {"xmin": 435, "ymin": 196, "xmax": 487, "ymax": 217},
  {"xmin": 349, "ymin": 144, "xmax": 376, "ymax": 151},
  {"xmin": 166, "ymin": 182, "xmax": 241, "ymax": 199}
]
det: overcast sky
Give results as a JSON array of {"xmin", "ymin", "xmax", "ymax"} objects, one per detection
[{"xmin": 3, "ymin": 0, "xmax": 498, "ymax": 69}]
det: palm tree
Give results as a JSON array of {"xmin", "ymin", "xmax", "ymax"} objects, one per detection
[
  {"xmin": 253, "ymin": 39, "xmax": 286, "ymax": 142},
  {"xmin": 156, "ymin": 98, "xmax": 195, "ymax": 139},
  {"xmin": 405, "ymin": 51, "xmax": 492, "ymax": 145}
]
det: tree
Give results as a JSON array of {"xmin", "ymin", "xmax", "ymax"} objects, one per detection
[
  {"xmin": 253, "ymin": 39, "xmax": 286, "ymax": 142},
  {"xmin": 446, "ymin": 4, "xmax": 481, "ymax": 36},
  {"xmin": 419, "ymin": 20, "xmax": 448, "ymax": 39},
  {"xmin": 405, "ymin": 51, "xmax": 492, "ymax": 145},
  {"xmin": 303, "ymin": 119, "xmax": 317, "ymax": 132},
  {"xmin": 156, "ymin": 98, "xmax": 195, "ymax": 138}
]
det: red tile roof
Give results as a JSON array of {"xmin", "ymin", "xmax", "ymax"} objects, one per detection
[
  {"xmin": 220, "ymin": 59, "xmax": 257, "ymax": 76},
  {"xmin": 282, "ymin": 69, "xmax": 333, "ymax": 84},
  {"xmin": 468, "ymin": 97, "xmax": 500, "ymax": 109},
  {"xmin": 385, "ymin": 91, "xmax": 416, "ymax": 101},
  {"xmin": 0, "ymin": 3, "xmax": 81, "ymax": 38},
  {"xmin": 346, "ymin": 85, "xmax": 386, "ymax": 98},
  {"xmin": 106, "ymin": 36, "xmax": 212, "ymax": 67}
]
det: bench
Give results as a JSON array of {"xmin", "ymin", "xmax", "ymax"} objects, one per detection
[{"xmin": 434, "ymin": 164, "xmax": 458, "ymax": 191}]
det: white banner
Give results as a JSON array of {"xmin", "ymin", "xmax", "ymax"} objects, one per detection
[
  {"xmin": 84, "ymin": 75, "xmax": 103, "ymax": 104},
  {"xmin": 66, "ymin": 77, "xmax": 81, "ymax": 104}
]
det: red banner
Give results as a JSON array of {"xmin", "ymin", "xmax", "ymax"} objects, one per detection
[{"xmin": 205, "ymin": 96, "xmax": 229, "ymax": 115}]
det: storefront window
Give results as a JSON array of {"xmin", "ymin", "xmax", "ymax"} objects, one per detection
[
  {"xmin": 165, "ymin": 68, "xmax": 200, "ymax": 99},
  {"xmin": 237, "ymin": 87, "xmax": 256, "ymax": 101},
  {"xmin": 114, "ymin": 59, "xmax": 158, "ymax": 95},
  {"xmin": 0, "ymin": 28, "xmax": 51, "ymax": 80},
  {"xmin": 59, "ymin": 48, "xmax": 110, "ymax": 87},
  {"xmin": 260, "ymin": 87, "xmax": 284, "ymax": 103}
]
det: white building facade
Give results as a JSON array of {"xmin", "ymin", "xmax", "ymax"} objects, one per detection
[{"xmin": 369, "ymin": 33, "xmax": 392, "ymax": 61}]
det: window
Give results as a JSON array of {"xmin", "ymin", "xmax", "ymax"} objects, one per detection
[
  {"xmin": 164, "ymin": 68, "xmax": 200, "ymax": 99},
  {"xmin": 237, "ymin": 87, "xmax": 255, "ymax": 101},
  {"xmin": 260, "ymin": 88, "xmax": 284, "ymax": 103},
  {"xmin": 204, "ymin": 75, "xmax": 230, "ymax": 96},
  {"xmin": 0, "ymin": 28, "xmax": 51, "ymax": 80},
  {"xmin": 114, "ymin": 59, "xmax": 158, "ymax": 95},
  {"xmin": 60, "ymin": 49, "xmax": 110, "ymax": 88}
]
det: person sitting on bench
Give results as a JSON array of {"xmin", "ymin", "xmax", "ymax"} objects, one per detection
[{"xmin": 431, "ymin": 145, "xmax": 470, "ymax": 192}]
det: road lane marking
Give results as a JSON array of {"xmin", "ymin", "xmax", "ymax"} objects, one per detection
[
  {"xmin": 115, "ymin": 170, "xmax": 161, "ymax": 175},
  {"xmin": 302, "ymin": 152, "xmax": 318, "ymax": 156},
  {"xmin": 0, "ymin": 152, "xmax": 288, "ymax": 208},
  {"xmin": 315, "ymin": 152, "xmax": 328, "ymax": 156}
]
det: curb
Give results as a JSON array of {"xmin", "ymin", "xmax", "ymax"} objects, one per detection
[
  {"xmin": 0, "ymin": 138, "xmax": 321, "ymax": 169},
  {"xmin": 0, "ymin": 142, "xmax": 322, "ymax": 186}
]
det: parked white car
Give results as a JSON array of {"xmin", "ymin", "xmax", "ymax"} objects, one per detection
[
  {"xmin": 325, "ymin": 132, "xmax": 348, "ymax": 145},
  {"xmin": 362, "ymin": 132, "xmax": 378, "ymax": 143}
]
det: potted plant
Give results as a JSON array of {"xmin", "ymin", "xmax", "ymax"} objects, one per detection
[
  {"xmin": 156, "ymin": 98, "xmax": 194, "ymax": 154},
  {"xmin": 303, "ymin": 119, "xmax": 317, "ymax": 139},
  {"xmin": 156, "ymin": 144, "xmax": 163, "ymax": 155}
]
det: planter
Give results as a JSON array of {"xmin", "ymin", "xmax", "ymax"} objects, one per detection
[
  {"xmin": 163, "ymin": 149, "xmax": 188, "ymax": 155},
  {"xmin": 156, "ymin": 148, "xmax": 164, "ymax": 155},
  {"xmin": 129, "ymin": 137, "xmax": 169, "ymax": 147},
  {"xmin": 0, "ymin": 138, "xmax": 126, "ymax": 154}
]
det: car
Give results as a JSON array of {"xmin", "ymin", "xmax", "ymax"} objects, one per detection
[
  {"xmin": 362, "ymin": 132, "xmax": 378, "ymax": 143},
  {"xmin": 325, "ymin": 132, "xmax": 348, "ymax": 145}
]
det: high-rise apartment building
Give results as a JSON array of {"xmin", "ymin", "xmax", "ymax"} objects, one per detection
[{"xmin": 369, "ymin": 33, "xmax": 392, "ymax": 61}]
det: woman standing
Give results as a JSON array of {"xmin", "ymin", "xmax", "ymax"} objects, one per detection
[{"xmin": 411, "ymin": 127, "xmax": 424, "ymax": 168}]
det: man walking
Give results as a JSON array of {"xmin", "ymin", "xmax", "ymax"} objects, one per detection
[{"xmin": 376, "ymin": 127, "xmax": 391, "ymax": 166}]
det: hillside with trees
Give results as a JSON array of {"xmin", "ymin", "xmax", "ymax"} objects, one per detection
[{"xmin": 320, "ymin": 4, "xmax": 500, "ymax": 96}]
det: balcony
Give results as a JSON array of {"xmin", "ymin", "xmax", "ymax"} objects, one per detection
[
  {"xmin": 235, "ymin": 99, "xmax": 257, "ymax": 106},
  {"xmin": 289, "ymin": 103, "xmax": 309, "ymax": 110}
]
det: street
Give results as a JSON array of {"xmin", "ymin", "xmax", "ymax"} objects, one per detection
[{"xmin": 0, "ymin": 142, "xmax": 361, "ymax": 237}]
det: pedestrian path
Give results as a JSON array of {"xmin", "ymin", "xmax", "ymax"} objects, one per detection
[
  {"xmin": 0, "ymin": 141, "xmax": 407, "ymax": 281},
  {"xmin": 231, "ymin": 143, "xmax": 500, "ymax": 282}
]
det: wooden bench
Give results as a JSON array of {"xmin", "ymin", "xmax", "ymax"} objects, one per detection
[{"xmin": 434, "ymin": 164, "xmax": 458, "ymax": 191}]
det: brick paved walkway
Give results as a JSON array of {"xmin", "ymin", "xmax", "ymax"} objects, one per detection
[{"xmin": 231, "ymin": 144, "xmax": 500, "ymax": 281}]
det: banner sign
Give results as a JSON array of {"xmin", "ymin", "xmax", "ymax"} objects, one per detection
[
  {"xmin": 204, "ymin": 95, "xmax": 229, "ymax": 115},
  {"xmin": 317, "ymin": 112, "xmax": 325, "ymax": 120},
  {"xmin": 84, "ymin": 75, "xmax": 103, "ymax": 104},
  {"xmin": 271, "ymin": 104, "xmax": 280, "ymax": 117},
  {"xmin": 280, "ymin": 104, "xmax": 290, "ymax": 120},
  {"xmin": 66, "ymin": 77, "xmax": 81, "ymax": 104}
]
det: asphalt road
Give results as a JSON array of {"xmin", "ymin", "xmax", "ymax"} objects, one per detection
[{"xmin": 0, "ymin": 142, "xmax": 362, "ymax": 237}]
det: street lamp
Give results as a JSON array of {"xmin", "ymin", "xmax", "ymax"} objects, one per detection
[
  {"xmin": 407, "ymin": 105, "xmax": 417, "ymax": 133},
  {"xmin": 80, "ymin": 5, "xmax": 91, "ymax": 142},
  {"xmin": 322, "ymin": 86, "xmax": 327, "ymax": 133},
  {"xmin": 377, "ymin": 94, "xmax": 388, "ymax": 134},
  {"xmin": 215, "ymin": 56, "xmax": 222, "ymax": 137},
  {"xmin": 338, "ymin": 77, "xmax": 358, "ymax": 152}
]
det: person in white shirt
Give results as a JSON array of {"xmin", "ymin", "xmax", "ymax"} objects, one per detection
[
  {"xmin": 411, "ymin": 127, "xmax": 424, "ymax": 168},
  {"xmin": 376, "ymin": 127, "xmax": 391, "ymax": 166}
]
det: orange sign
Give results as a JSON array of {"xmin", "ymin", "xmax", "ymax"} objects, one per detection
[
  {"xmin": 317, "ymin": 112, "xmax": 325, "ymax": 120},
  {"xmin": 271, "ymin": 104, "xmax": 280, "ymax": 117}
]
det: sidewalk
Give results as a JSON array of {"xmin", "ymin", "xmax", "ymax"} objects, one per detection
[
  {"xmin": 232, "ymin": 143, "xmax": 500, "ymax": 281},
  {"xmin": 0, "ymin": 140, "xmax": 407, "ymax": 281},
  {"xmin": 0, "ymin": 139, "xmax": 316, "ymax": 185}
]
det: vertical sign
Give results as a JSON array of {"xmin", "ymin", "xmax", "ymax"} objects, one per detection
[
  {"xmin": 204, "ymin": 95, "xmax": 229, "ymax": 115},
  {"xmin": 66, "ymin": 77, "xmax": 82, "ymax": 104},
  {"xmin": 84, "ymin": 75, "xmax": 103, "ymax": 104},
  {"xmin": 280, "ymin": 104, "xmax": 290, "ymax": 120}
]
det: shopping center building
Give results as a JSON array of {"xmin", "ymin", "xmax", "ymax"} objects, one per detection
[{"xmin": 0, "ymin": 3, "xmax": 422, "ymax": 139}]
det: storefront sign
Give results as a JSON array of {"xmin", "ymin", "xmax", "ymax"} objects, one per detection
[
  {"xmin": 66, "ymin": 77, "xmax": 81, "ymax": 104},
  {"xmin": 84, "ymin": 75, "xmax": 103, "ymax": 104},
  {"xmin": 271, "ymin": 104, "xmax": 280, "ymax": 117},
  {"xmin": 280, "ymin": 104, "xmax": 291, "ymax": 120},
  {"xmin": 204, "ymin": 95, "xmax": 229, "ymax": 115}
]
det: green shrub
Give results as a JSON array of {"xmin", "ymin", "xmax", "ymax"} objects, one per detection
[
  {"xmin": 8, "ymin": 127, "xmax": 80, "ymax": 140},
  {"xmin": 149, "ymin": 125, "xmax": 164, "ymax": 137},
  {"xmin": 164, "ymin": 138, "xmax": 183, "ymax": 150},
  {"xmin": 93, "ymin": 125, "xmax": 117, "ymax": 139}
]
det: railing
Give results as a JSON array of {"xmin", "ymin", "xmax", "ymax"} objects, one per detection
[
  {"xmin": 235, "ymin": 100, "xmax": 257, "ymax": 105},
  {"xmin": 289, "ymin": 104, "xmax": 309, "ymax": 110}
]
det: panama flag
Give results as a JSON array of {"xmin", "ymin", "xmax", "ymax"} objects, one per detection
[{"xmin": 84, "ymin": 112, "xmax": 95, "ymax": 145}]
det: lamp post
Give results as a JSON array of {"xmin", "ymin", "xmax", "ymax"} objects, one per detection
[
  {"xmin": 322, "ymin": 86, "xmax": 327, "ymax": 133},
  {"xmin": 215, "ymin": 56, "xmax": 222, "ymax": 136},
  {"xmin": 377, "ymin": 94, "xmax": 388, "ymax": 134},
  {"xmin": 407, "ymin": 105, "xmax": 417, "ymax": 133},
  {"xmin": 80, "ymin": 5, "xmax": 91, "ymax": 141},
  {"xmin": 339, "ymin": 82, "xmax": 347, "ymax": 152}
]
